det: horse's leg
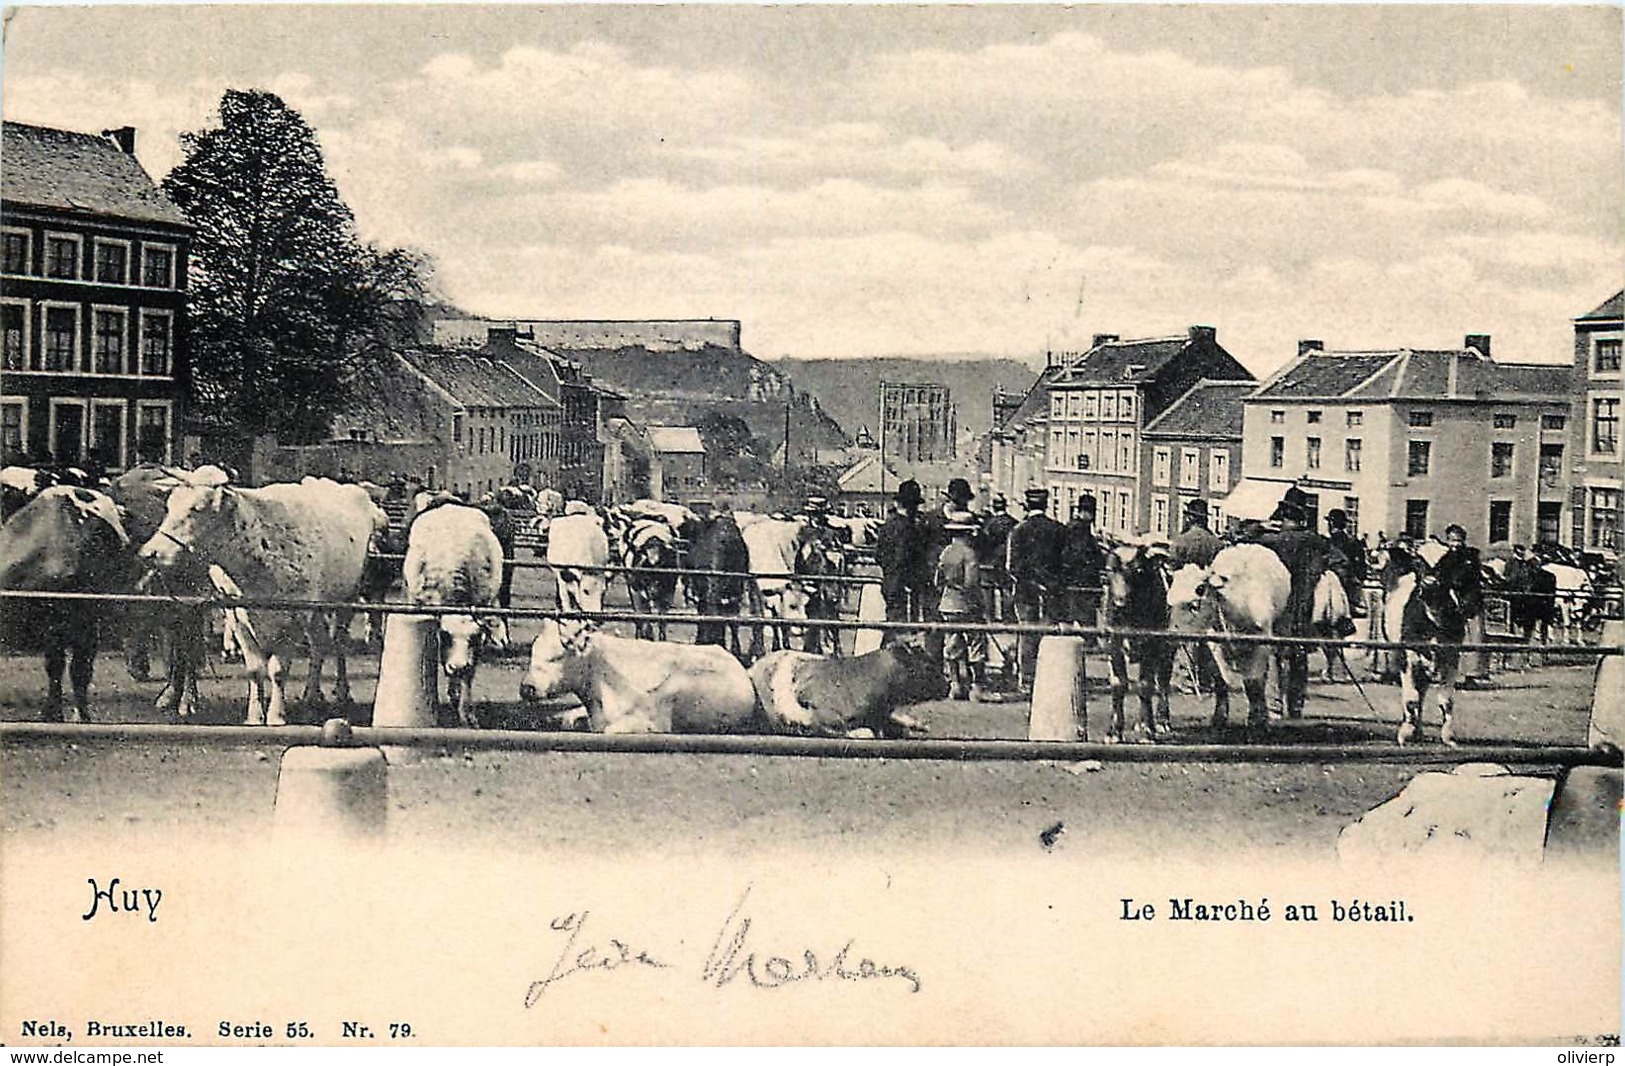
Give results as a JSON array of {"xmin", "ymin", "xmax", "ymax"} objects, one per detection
[{"xmin": 43, "ymin": 642, "xmax": 66, "ymax": 723}]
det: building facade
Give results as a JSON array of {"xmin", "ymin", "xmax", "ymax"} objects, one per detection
[
  {"xmin": 1568, "ymin": 291, "xmax": 1621, "ymax": 561},
  {"xmin": 646, "ymin": 426, "xmax": 707, "ymax": 503},
  {"xmin": 1, "ymin": 122, "xmax": 191, "ymax": 470},
  {"xmin": 1140, "ymin": 379, "xmax": 1255, "ymax": 538},
  {"xmin": 1033, "ymin": 327, "xmax": 1254, "ymax": 533},
  {"xmin": 1237, "ymin": 337, "xmax": 1570, "ymax": 547}
]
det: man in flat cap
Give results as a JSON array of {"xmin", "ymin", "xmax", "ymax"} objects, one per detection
[{"xmin": 1007, "ymin": 485, "xmax": 1067, "ymax": 696}]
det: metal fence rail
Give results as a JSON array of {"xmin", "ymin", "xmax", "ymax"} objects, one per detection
[
  {"xmin": 0, "ymin": 588, "xmax": 1617, "ymax": 656},
  {"xmin": 2, "ymin": 721, "xmax": 1617, "ymax": 768}
]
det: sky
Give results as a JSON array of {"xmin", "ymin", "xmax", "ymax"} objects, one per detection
[{"xmin": 4, "ymin": 5, "xmax": 1621, "ymax": 375}]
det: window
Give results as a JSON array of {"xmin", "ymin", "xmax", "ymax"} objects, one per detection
[
  {"xmin": 138, "ymin": 312, "xmax": 171, "ymax": 376},
  {"xmin": 136, "ymin": 403, "xmax": 170, "ymax": 464},
  {"xmin": 2, "ymin": 400, "xmax": 25, "ymax": 460},
  {"xmin": 1407, "ymin": 440, "xmax": 1431, "ymax": 476},
  {"xmin": 1343, "ymin": 496, "xmax": 1360, "ymax": 535},
  {"xmin": 41, "ymin": 305, "xmax": 78, "ymax": 371},
  {"xmin": 1408, "ymin": 410, "xmax": 1433, "ymax": 428},
  {"xmin": 1306, "ymin": 437, "xmax": 1321, "ymax": 470},
  {"xmin": 1179, "ymin": 448, "xmax": 1200, "ymax": 489},
  {"xmin": 142, "ymin": 246, "xmax": 175, "ymax": 289},
  {"xmin": 1119, "ymin": 391, "xmax": 1136, "ymax": 422},
  {"xmin": 1307, "ymin": 410, "xmax": 1322, "ymax": 424},
  {"xmin": 1083, "ymin": 392, "xmax": 1098, "ymax": 419},
  {"xmin": 1593, "ymin": 398, "xmax": 1620, "ymax": 455},
  {"xmin": 1270, "ymin": 410, "xmax": 1285, "ymax": 424},
  {"xmin": 1049, "ymin": 429, "xmax": 1064, "ymax": 468},
  {"xmin": 49, "ymin": 399, "xmax": 87, "ymax": 464},
  {"xmin": 3, "ymin": 229, "xmax": 30, "ymax": 274},
  {"xmin": 1066, "ymin": 392, "xmax": 1081, "ymax": 419},
  {"xmin": 1, "ymin": 301, "xmax": 26, "ymax": 371},
  {"xmin": 90, "ymin": 401, "xmax": 126, "ymax": 470},
  {"xmin": 1269, "ymin": 436, "xmax": 1284, "ymax": 469},
  {"xmin": 1539, "ymin": 443, "xmax": 1564, "ymax": 486},
  {"xmin": 1405, "ymin": 499, "xmax": 1430, "ymax": 540},
  {"xmin": 1590, "ymin": 488, "xmax": 1621, "ymax": 552},
  {"xmin": 44, "ymin": 235, "xmax": 79, "ymax": 280},
  {"xmin": 1050, "ymin": 393, "xmax": 1063, "ymax": 418},
  {"xmin": 1542, "ymin": 414, "xmax": 1567, "ymax": 431},
  {"xmin": 1597, "ymin": 338, "xmax": 1622, "ymax": 374},
  {"xmin": 1490, "ymin": 441, "xmax": 1514, "ymax": 479},
  {"xmin": 1152, "ymin": 495, "xmax": 1169, "ymax": 536},
  {"xmin": 1101, "ymin": 394, "xmax": 1116, "ymax": 421},
  {"xmin": 1117, "ymin": 491, "xmax": 1130, "ymax": 531},
  {"xmin": 1119, "ymin": 434, "xmax": 1134, "ymax": 473},
  {"xmin": 1209, "ymin": 451, "xmax": 1229, "ymax": 494},
  {"xmin": 93, "ymin": 309, "xmax": 126, "ymax": 374},
  {"xmin": 1099, "ymin": 430, "xmax": 1115, "ymax": 472},
  {"xmin": 1344, "ymin": 438, "xmax": 1362, "ymax": 473},
  {"xmin": 1493, "ymin": 413, "xmax": 1517, "ymax": 430},
  {"xmin": 94, "ymin": 241, "xmax": 129, "ymax": 284},
  {"xmin": 1488, "ymin": 501, "xmax": 1512, "ymax": 544},
  {"xmin": 1152, "ymin": 447, "xmax": 1170, "ymax": 486},
  {"xmin": 452, "ymin": 414, "xmax": 464, "ymax": 443},
  {"xmin": 1081, "ymin": 430, "xmax": 1096, "ymax": 470},
  {"xmin": 1346, "ymin": 410, "xmax": 1363, "ymax": 427}
]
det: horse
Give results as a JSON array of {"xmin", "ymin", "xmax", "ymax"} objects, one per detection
[{"xmin": 1102, "ymin": 541, "xmax": 1175, "ymax": 742}]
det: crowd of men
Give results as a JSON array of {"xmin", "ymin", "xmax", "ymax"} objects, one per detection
[{"xmin": 861, "ymin": 476, "xmax": 1493, "ymax": 707}]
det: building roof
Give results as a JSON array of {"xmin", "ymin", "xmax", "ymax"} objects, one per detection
[
  {"xmin": 1577, "ymin": 291, "xmax": 1624, "ymax": 323},
  {"xmin": 1143, "ymin": 379, "xmax": 1257, "ymax": 439},
  {"xmin": 1254, "ymin": 348, "xmax": 1572, "ymax": 402},
  {"xmin": 2, "ymin": 121, "xmax": 189, "ymax": 228},
  {"xmin": 397, "ymin": 348, "xmax": 559, "ymax": 410},
  {"xmin": 1049, "ymin": 336, "xmax": 1191, "ymax": 387},
  {"xmin": 647, "ymin": 426, "xmax": 706, "ymax": 454},
  {"xmin": 993, "ymin": 364, "xmax": 1065, "ymax": 434}
]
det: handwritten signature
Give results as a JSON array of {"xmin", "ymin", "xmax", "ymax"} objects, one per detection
[
  {"xmin": 523, "ymin": 886, "xmax": 919, "ymax": 1006},
  {"xmin": 523, "ymin": 910, "xmax": 672, "ymax": 1008}
]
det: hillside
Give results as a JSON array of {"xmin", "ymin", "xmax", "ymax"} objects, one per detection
[
  {"xmin": 552, "ymin": 344, "xmax": 850, "ymax": 452},
  {"xmin": 775, "ymin": 356, "xmax": 1043, "ymax": 440}
]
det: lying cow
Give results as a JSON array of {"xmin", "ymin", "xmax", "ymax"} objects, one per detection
[
  {"xmin": 748, "ymin": 644, "xmax": 943, "ymax": 738},
  {"xmin": 138, "ymin": 477, "xmax": 383, "ymax": 725},
  {"xmin": 1168, "ymin": 543, "xmax": 1291, "ymax": 733},
  {"xmin": 0, "ymin": 486, "xmax": 135, "ymax": 723},
  {"xmin": 520, "ymin": 619, "xmax": 759, "ymax": 733},
  {"xmin": 403, "ymin": 502, "xmax": 508, "ymax": 728}
]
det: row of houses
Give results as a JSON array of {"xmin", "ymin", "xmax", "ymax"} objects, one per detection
[{"xmin": 988, "ymin": 301, "xmax": 1623, "ymax": 563}]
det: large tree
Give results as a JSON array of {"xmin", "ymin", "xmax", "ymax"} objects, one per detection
[{"xmin": 164, "ymin": 89, "xmax": 427, "ymax": 441}]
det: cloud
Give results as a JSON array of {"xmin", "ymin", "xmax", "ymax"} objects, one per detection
[{"xmin": 669, "ymin": 123, "xmax": 1037, "ymax": 181}]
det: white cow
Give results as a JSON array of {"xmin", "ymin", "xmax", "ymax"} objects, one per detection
[
  {"xmin": 1167, "ymin": 543, "xmax": 1291, "ymax": 732},
  {"xmin": 740, "ymin": 515, "xmax": 809, "ymax": 657},
  {"xmin": 137, "ymin": 477, "xmax": 382, "ymax": 725},
  {"xmin": 1544, "ymin": 563, "xmax": 1594, "ymax": 646},
  {"xmin": 545, "ymin": 505, "xmax": 611, "ymax": 618},
  {"xmin": 519, "ymin": 619, "xmax": 759, "ymax": 733},
  {"xmin": 403, "ymin": 503, "xmax": 507, "ymax": 728}
]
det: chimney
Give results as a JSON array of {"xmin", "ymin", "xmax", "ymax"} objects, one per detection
[
  {"xmin": 101, "ymin": 127, "xmax": 137, "ymax": 154},
  {"xmin": 1188, "ymin": 325, "xmax": 1217, "ymax": 345},
  {"xmin": 1464, "ymin": 334, "xmax": 1491, "ymax": 359},
  {"xmin": 1298, "ymin": 339, "xmax": 1325, "ymax": 357},
  {"xmin": 1092, "ymin": 333, "xmax": 1119, "ymax": 347}
]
